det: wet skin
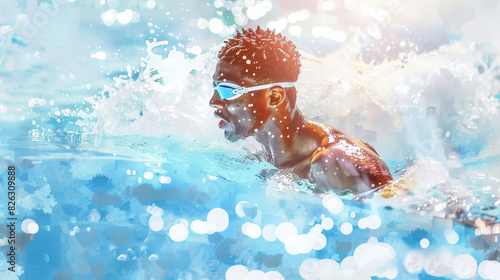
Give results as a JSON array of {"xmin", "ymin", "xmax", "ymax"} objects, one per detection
[{"xmin": 209, "ymin": 60, "xmax": 393, "ymax": 195}]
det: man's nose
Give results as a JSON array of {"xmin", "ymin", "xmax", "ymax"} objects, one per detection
[{"xmin": 209, "ymin": 91, "xmax": 224, "ymax": 109}]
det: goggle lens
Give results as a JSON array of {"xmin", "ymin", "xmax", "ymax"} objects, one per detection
[{"xmin": 215, "ymin": 84, "xmax": 240, "ymax": 100}]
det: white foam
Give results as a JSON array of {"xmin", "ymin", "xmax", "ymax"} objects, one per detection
[
  {"xmin": 235, "ymin": 201, "xmax": 250, "ymax": 218},
  {"xmin": 420, "ymin": 238, "xmax": 430, "ymax": 249},
  {"xmin": 147, "ymin": 205, "xmax": 164, "ymax": 216},
  {"xmin": 197, "ymin": 18, "xmax": 208, "ymax": 29},
  {"xmin": 159, "ymin": 176, "xmax": 171, "ymax": 184},
  {"xmin": 207, "ymin": 208, "xmax": 229, "ymax": 232},
  {"xmin": 404, "ymin": 251, "xmax": 424, "ymax": 274},
  {"xmin": 478, "ymin": 260, "xmax": 500, "ymax": 280},
  {"xmin": 321, "ymin": 217, "xmax": 334, "ymax": 230},
  {"xmin": 358, "ymin": 215, "xmax": 382, "ymax": 230},
  {"xmin": 21, "ymin": 219, "xmax": 39, "ymax": 234},
  {"xmin": 300, "ymin": 238, "xmax": 396, "ymax": 279},
  {"xmin": 169, "ymin": 223, "xmax": 189, "ymax": 242},
  {"xmin": 143, "ymin": 171, "xmax": 154, "ymax": 180},
  {"xmin": 453, "ymin": 254, "xmax": 477, "ymax": 279},
  {"xmin": 208, "ymin": 18, "xmax": 224, "ymax": 34},
  {"xmin": 117, "ymin": 9, "xmax": 133, "ymax": 24},
  {"xmin": 88, "ymin": 209, "xmax": 101, "ymax": 222},
  {"xmin": 424, "ymin": 250, "xmax": 454, "ymax": 277},
  {"xmin": 444, "ymin": 228, "xmax": 459, "ymax": 245},
  {"xmin": 285, "ymin": 234, "xmax": 313, "ymax": 255},
  {"xmin": 225, "ymin": 265, "xmax": 283, "ymax": 280},
  {"xmin": 242, "ymin": 222, "xmax": 261, "ymax": 239},
  {"xmin": 149, "ymin": 216, "xmax": 164, "ymax": 232},
  {"xmin": 262, "ymin": 224, "xmax": 277, "ymax": 242},
  {"xmin": 301, "ymin": 258, "xmax": 341, "ymax": 280},
  {"xmin": 310, "ymin": 232, "xmax": 327, "ymax": 250},
  {"xmin": 353, "ymin": 238, "xmax": 396, "ymax": 271},
  {"xmin": 94, "ymin": 51, "xmax": 106, "ymax": 60},
  {"xmin": 340, "ymin": 222, "xmax": 353, "ymax": 235},
  {"xmin": 263, "ymin": 271, "xmax": 284, "ymax": 280},
  {"xmin": 101, "ymin": 9, "xmax": 117, "ymax": 26},
  {"xmin": 190, "ymin": 220, "xmax": 216, "ymax": 235},
  {"xmin": 317, "ymin": 259, "xmax": 341, "ymax": 278},
  {"xmin": 300, "ymin": 258, "xmax": 320, "ymax": 280},
  {"xmin": 82, "ymin": 39, "xmax": 215, "ymax": 137},
  {"xmin": 225, "ymin": 265, "xmax": 248, "ymax": 280},
  {"xmin": 378, "ymin": 266, "xmax": 398, "ymax": 279},
  {"xmin": 275, "ymin": 222, "xmax": 298, "ymax": 243},
  {"xmin": 322, "ymin": 194, "xmax": 344, "ymax": 214},
  {"xmin": 246, "ymin": 270, "xmax": 266, "ymax": 279}
]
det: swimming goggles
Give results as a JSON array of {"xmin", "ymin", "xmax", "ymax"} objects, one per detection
[{"xmin": 213, "ymin": 82, "xmax": 294, "ymax": 100}]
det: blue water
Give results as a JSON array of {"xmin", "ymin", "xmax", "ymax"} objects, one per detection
[{"xmin": 1, "ymin": 0, "xmax": 500, "ymax": 279}]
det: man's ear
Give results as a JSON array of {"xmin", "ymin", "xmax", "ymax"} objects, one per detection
[{"xmin": 269, "ymin": 86, "xmax": 285, "ymax": 106}]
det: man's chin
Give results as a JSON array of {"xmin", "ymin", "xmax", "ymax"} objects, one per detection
[{"xmin": 224, "ymin": 131, "xmax": 244, "ymax": 142}]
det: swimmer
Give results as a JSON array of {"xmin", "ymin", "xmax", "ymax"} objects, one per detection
[{"xmin": 209, "ymin": 27, "xmax": 393, "ymax": 196}]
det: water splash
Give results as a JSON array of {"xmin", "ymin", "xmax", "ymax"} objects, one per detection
[{"xmin": 79, "ymin": 38, "xmax": 219, "ymax": 137}]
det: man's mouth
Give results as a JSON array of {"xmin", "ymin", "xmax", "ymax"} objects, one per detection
[
  {"xmin": 214, "ymin": 111, "xmax": 228, "ymax": 129},
  {"xmin": 218, "ymin": 120, "xmax": 227, "ymax": 128}
]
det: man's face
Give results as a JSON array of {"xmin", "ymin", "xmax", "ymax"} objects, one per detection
[{"xmin": 210, "ymin": 60, "xmax": 272, "ymax": 142}]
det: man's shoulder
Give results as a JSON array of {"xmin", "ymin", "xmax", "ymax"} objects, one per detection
[
  {"xmin": 310, "ymin": 135, "xmax": 380, "ymax": 169},
  {"xmin": 319, "ymin": 132, "xmax": 379, "ymax": 155}
]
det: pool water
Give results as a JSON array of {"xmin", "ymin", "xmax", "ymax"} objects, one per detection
[
  {"xmin": 1, "ymin": 0, "xmax": 500, "ymax": 279},
  {"xmin": 2, "ymin": 136, "xmax": 497, "ymax": 280}
]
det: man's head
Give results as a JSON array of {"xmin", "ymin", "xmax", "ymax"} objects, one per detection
[
  {"xmin": 210, "ymin": 27, "xmax": 301, "ymax": 142},
  {"xmin": 217, "ymin": 27, "xmax": 301, "ymax": 84}
]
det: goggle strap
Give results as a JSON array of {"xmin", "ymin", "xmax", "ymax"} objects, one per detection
[{"xmin": 242, "ymin": 82, "xmax": 295, "ymax": 93}]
